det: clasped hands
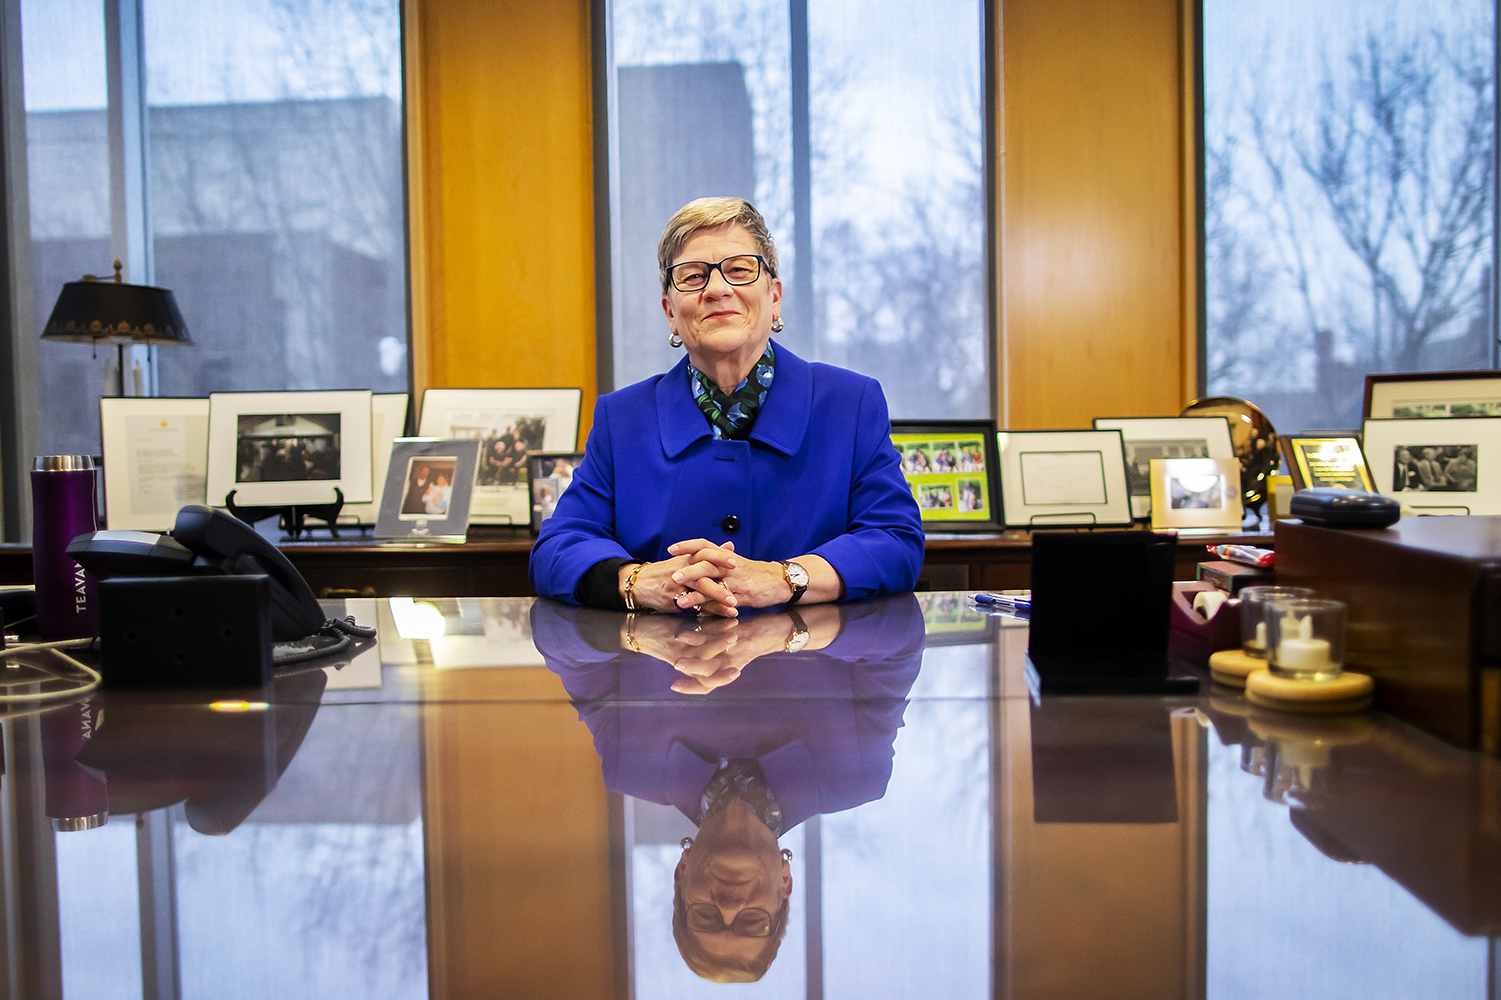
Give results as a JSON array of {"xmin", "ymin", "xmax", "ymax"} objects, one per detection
[
  {"xmin": 619, "ymin": 539, "xmax": 817, "ymax": 617},
  {"xmin": 621, "ymin": 613, "xmax": 792, "ymax": 694},
  {"xmin": 620, "ymin": 602, "xmax": 840, "ymax": 695}
]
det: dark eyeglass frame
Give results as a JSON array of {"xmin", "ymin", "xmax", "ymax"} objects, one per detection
[
  {"xmin": 684, "ymin": 902, "xmax": 777, "ymax": 938},
  {"xmin": 667, "ymin": 254, "xmax": 776, "ymax": 293}
]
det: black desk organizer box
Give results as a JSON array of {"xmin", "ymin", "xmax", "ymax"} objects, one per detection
[{"xmin": 1027, "ymin": 530, "xmax": 1199, "ymax": 695}]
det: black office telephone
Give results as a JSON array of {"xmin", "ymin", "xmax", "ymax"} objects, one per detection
[{"xmin": 68, "ymin": 504, "xmax": 325, "ymax": 642}]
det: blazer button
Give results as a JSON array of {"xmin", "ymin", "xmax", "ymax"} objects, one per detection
[{"xmin": 721, "ymin": 515, "xmax": 741, "ymax": 534}]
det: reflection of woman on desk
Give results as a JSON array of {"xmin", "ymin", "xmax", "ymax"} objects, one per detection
[{"xmin": 530, "ymin": 594, "xmax": 925, "ymax": 982}]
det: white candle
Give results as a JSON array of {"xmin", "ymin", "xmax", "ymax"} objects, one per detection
[
  {"xmin": 1276, "ymin": 613, "xmax": 1337, "ymax": 674},
  {"xmin": 1276, "ymin": 637, "xmax": 1332, "ymax": 671}
]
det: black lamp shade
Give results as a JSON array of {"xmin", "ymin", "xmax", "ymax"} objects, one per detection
[{"xmin": 42, "ymin": 279, "xmax": 193, "ymax": 347}]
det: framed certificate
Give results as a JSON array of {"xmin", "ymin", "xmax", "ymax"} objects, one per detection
[
  {"xmin": 996, "ymin": 429, "xmax": 1133, "ymax": 528},
  {"xmin": 1279, "ymin": 436, "xmax": 1375, "ymax": 492}
]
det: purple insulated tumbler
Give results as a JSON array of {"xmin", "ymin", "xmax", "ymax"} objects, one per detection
[{"xmin": 32, "ymin": 455, "xmax": 100, "ymax": 640}]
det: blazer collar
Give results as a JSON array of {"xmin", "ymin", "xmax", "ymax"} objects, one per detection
[{"xmin": 655, "ymin": 340, "xmax": 810, "ymax": 459}]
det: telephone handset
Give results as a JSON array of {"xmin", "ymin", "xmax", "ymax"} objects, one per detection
[{"xmin": 67, "ymin": 504, "xmax": 325, "ymax": 641}]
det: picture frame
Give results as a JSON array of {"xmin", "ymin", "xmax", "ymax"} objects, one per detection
[
  {"xmin": 206, "ymin": 390, "xmax": 374, "ymax": 507},
  {"xmin": 1148, "ymin": 457, "xmax": 1244, "ymax": 530},
  {"xmin": 417, "ymin": 388, "xmax": 583, "ymax": 526},
  {"xmin": 99, "ymin": 396, "xmax": 210, "ymax": 530},
  {"xmin": 1092, "ymin": 415, "xmax": 1235, "ymax": 519},
  {"xmin": 338, "ymin": 393, "xmax": 410, "ymax": 526},
  {"xmin": 1362, "ymin": 417, "xmax": 1498, "ymax": 514},
  {"xmin": 995, "ymin": 429, "xmax": 1133, "ymax": 528},
  {"xmin": 375, "ymin": 437, "xmax": 483, "ymax": 540},
  {"xmin": 527, "ymin": 451, "xmax": 585, "ymax": 535},
  {"xmin": 1364, "ymin": 370, "xmax": 1501, "ymax": 420},
  {"xmin": 1278, "ymin": 436, "xmax": 1375, "ymax": 492},
  {"xmin": 890, "ymin": 420, "xmax": 1002, "ymax": 532}
]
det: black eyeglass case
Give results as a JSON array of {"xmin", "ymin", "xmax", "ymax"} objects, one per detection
[{"xmin": 1289, "ymin": 488, "xmax": 1401, "ymax": 529}]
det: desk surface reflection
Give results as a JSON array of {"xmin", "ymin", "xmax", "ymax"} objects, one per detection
[{"xmin": 3, "ymin": 593, "xmax": 1498, "ymax": 998}]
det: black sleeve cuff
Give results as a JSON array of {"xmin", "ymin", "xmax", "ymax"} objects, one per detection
[{"xmin": 575, "ymin": 557, "xmax": 633, "ymax": 610}]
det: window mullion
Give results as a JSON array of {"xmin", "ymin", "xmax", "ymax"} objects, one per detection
[{"xmin": 103, "ymin": 0, "xmax": 156, "ymax": 395}]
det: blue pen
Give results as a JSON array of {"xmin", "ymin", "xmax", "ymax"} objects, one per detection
[{"xmin": 973, "ymin": 592, "xmax": 1031, "ymax": 612}]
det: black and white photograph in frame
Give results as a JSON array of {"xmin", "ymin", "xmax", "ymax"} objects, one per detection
[
  {"xmin": 206, "ymin": 390, "xmax": 374, "ymax": 507},
  {"xmin": 1148, "ymin": 457, "xmax": 1244, "ymax": 530},
  {"xmin": 1362, "ymin": 417, "xmax": 1501, "ymax": 515},
  {"xmin": 417, "ymin": 388, "xmax": 583, "ymax": 526},
  {"xmin": 376, "ymin": 438, "xmax": 482, "ymax": 541},
  {"xmin": 1093, "ymin": 415, "xmax": 1236, "ymax": 519},
  {"xmin": 338, "ymin": 393, "xmax": 411, "ymax": 526},
  {"xmin": 528, "ymin": 451, "xmax": 585, "ymax": 535},
  {"xmin": 1364, "ymin": 371, "xmax": 1501, "ymax": 420},
  {"xmin": 235, "ymin": 412, "xmax": 342, "ymax": 483},
  {"xmin": 995, "ymin": 429, "xmax": 1133, "ymax": 528},
  {"xmin": 99, "ymin": 396, "xmax": 211, "ymax": 531}
]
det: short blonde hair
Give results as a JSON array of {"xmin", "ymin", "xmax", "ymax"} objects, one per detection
[{"xmin": 658, "ymin": 197, "xmax": 778, "ymax": 294}]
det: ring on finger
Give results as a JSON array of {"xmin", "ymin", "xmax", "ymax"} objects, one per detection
[{"xmin": 676, "ymin": 588, "xmax": 693, "ymax": 604}]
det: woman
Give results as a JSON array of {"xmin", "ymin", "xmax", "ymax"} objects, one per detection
[
  {"xmin": 530, "ymin": 197, "xmax": 923, "ymax": 614},
  {"xmin": 422, "ymin": 472, "xmax": 451, "ymax": 515}
]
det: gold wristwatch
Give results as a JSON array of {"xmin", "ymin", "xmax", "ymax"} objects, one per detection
[
  {"xmin": 784, "ymin": 607, "xmax": 810, "ymax": 652},
  {"xmin": 780, "ymin": 560, "xmax": 809, "ymax": 605}
]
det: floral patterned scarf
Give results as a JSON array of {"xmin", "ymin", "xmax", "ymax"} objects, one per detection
[{"xmin": 687, "ymin": 344, "xmax": 776, "ymax": 440}]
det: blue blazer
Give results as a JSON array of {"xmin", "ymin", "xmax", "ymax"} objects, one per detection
[{"xmin": 529, "ymin": 341, "xmax": 924, "ymax": 603}]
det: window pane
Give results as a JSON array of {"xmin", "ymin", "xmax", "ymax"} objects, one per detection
[
  {"xmin": 608, "ymin": 0, "xmax": 988, "ymax": 419},
  {"xmin": 1203, "ymin": 0, "xmax": 1495, "ymax": 433},
  {"xmin": 22, "ymin": 0, "xmax": 111, "ymax": 458},
  {"xmin": 145, "ymin": 0, "xmax": 407, "ymax": 398},
  {"xmin": 19, "ymin": 0, "xmax": 407, "ymax": 462}
]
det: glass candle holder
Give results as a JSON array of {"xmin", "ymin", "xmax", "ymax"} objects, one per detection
[
  {"xmin": 1238, "ymin": 586, "xmax": 1316, "ymax": 658},
  {"xmin": 1266, "ymin": 597, "xmax": 1346, "ymax": 681}
]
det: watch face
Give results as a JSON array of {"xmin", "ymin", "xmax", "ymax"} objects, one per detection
[{"xmin": 786, "ymin": 562, "xmax": 809, "ymax": 587}]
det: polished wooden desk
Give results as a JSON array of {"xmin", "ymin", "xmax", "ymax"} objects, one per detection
[
  {"xmin": 0, "ymin": 528, "xmax": 1273, "ymax": 598},
  {"xmin": 3, "ymin": 593, "xmax": 1495, "ymax": 997}
]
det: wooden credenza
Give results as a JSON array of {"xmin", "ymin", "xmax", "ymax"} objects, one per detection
[{"xmin": 0, "ymin": 528, "xmax": 1272, "ymax": 598}]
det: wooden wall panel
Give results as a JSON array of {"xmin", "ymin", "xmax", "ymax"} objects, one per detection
[
  {"xmin": 408, "ymin": 0, "xmax": 597, "ymax": 443},
  {"xmin": 1001, "ymin": 0, "xmax": 1190, "ymax": 429}
]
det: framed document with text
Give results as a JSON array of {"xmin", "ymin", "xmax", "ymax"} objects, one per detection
[
  {"xmin": 996, "ymin": 429, "xmax": 1133, "ymax": 528},
  {"xmin": 100, "ymin": 396, "xmax": 210, "ymax": 530}
]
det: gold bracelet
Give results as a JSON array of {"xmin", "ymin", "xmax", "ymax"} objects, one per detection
[
  {"xmin": 623, "ymin": 562, "xmax": 650, "ymax": 611},
  {"xmin": 623, "ymin": 612, "xmax": 642, "ymax": 652}
]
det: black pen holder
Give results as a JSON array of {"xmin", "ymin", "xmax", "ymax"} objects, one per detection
[{"xmin": 1027, "ymin": 531, "xmax": 1197, "ymax": 694}]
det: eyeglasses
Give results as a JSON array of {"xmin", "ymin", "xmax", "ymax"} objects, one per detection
[
  {"xmin": 667, "ymin": 254, "xmax": 775, "ymax": 292},
  {"xmin": 684, "ymin": 903, "xmax": 776, "ymax": 937}
]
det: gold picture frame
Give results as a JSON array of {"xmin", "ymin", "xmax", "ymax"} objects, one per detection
[{"xmin": 1148, "ymin": 457, "xmax": 1244, "ymax": 530}]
